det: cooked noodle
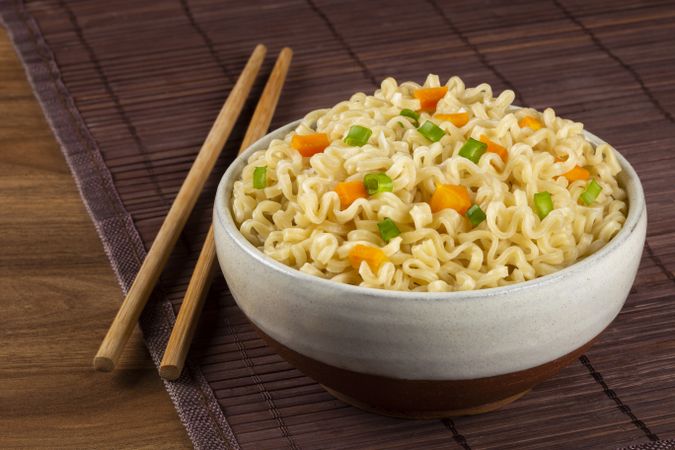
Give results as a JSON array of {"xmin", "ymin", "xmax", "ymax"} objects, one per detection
[{"xmin": 231, "ymin": 75, "xmax": 626, "ymax": 292}]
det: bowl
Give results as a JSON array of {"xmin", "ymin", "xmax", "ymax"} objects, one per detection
[{"xmin": 213, "ymin": 120, "xmax": 646, "ymax": 418}]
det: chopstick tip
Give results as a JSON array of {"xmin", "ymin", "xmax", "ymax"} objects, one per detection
[
  {"xmin": 280, "ymin": 47, "xmax": 293, "ymax": 58},
  {"xmin": 159, "ymin": 364, "xmax": 181, "ymax": 381},
  {"xmin": 93, "ymin": 356, "xmax": 115, "ymax": 372}
]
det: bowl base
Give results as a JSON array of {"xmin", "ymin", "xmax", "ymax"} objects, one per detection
[
  {"xmin": 323, "ymin": 385, "xmax": 530, "ymax": 419},
  {"xmin": 248, "ymin": 321, "xmax": 597, "ymax": 420}
]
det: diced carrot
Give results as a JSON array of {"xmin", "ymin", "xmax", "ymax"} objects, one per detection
[
  {"xmin": 348, "ymin": 244, "xmax": 388, "ymax": 271},
  {"xmin": 414, "ymin": 86, "xmax": 448, "ymax": 112},
  {"xmin": 434, "ymin": 112, "xmax": 469, "ymax": 127},
  {"xmin": 291, "ymin": 133, "xmax": 331, "ymax": 157},
  {"xmin": 555, "ymin": 156, "xmax": 591, "ymax": 182},
  {"xmin": 562, "ymin": 165, "xmax": 591, "ymax": 182},
  {"xmin": 518, "ymin": 116, "xmax": 543, "ymax": 130},
  {"xmin": 429, "ymin": 184, "xmax": 472, "ymax": 214},
  {"xmin": 479, "ymin": 135, "xmax": 508, "ymax": 162},
  {"xmin": 335, "ymin": 181, "xmax": 367, "ymax": 209}
]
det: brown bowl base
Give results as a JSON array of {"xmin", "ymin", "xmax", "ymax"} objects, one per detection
[
  {"xmin": 250, "ymin": 322, "xmax": 595, "ymax": 419},
  {"xmin": 323, "ymin": 385, "xmax": 531, "ymax": 419}
]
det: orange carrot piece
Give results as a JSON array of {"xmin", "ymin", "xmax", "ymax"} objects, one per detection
[
  {"xmin": 414, "ymin": 86, "xmax": 448, "ymax": 112},
  {"xmin": 434, "ymin": 112, "xmax": 469, "ymax": 127},
  {"xmin": 518, "ymin": 116, "xmax": 543, "ymax": 131},
  {"xmin": 335, "ymin": 181, "xmax": 367, "ymax": 209},
  {"xmin": 479, "ymin": 135, "xmax": 508, "ymax": 162},
  {"xmin": 429, "ymin": 184, "xmax": 472, "ymax": 214},
  {"xmin": 291, "ymin": 133, "xmax": 331, "ymax": 157},
  {"xmin": 562, "ymin": 165, "xmax": 591, "ymax": 182},
  {"xmin": 555, "ymin": 157, "xmax": 591, "ymax": 182},
  {"xmin": 348, "ymin": 244, "xmax": 388, "ymax": 271}
]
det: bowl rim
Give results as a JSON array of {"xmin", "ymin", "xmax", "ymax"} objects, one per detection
[{"xmin": 214, "ymin": 118, "xmax": 646, "ymax": 301}]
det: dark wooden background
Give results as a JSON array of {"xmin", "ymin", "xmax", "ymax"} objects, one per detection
[{"xmin": 2, "ymin": 0, "xmax": 675, "ymax": 448}]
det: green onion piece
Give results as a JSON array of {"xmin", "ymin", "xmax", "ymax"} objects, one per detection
[
  {"xmin": 363, "ymin": 172, "xmax": 394, "ymax": 195},
  {"xmin": 400, "ymin": 108, "xmax": 420, "ymax": 126},
  {"xmin": 466, "ymin": 204, "xmax": 486, "ymax": 226},
  {"xmin": 253, "ymin": 166, "xmax": 267, "ymax": 189},
  {"xmin": 344, "ymin": 125, "xmax": 372, "ymax": 146},
  {"xmin": 417, "ymin": 120, "xmax": 445, "ymax": 142},
  {"xmin": 580, "ymin": 179, "xmax": 602, "ymax": 205},
  {"xmin": 533, "ymin": 191, "xmax": 554, "ymax": 219},
  {"xmin": 458, "ymin": 138, "xmax": 488, "ymax": 164},
  {"xmin": 377, "ymin": 218, "xmax": 400, "ymax": 243}
]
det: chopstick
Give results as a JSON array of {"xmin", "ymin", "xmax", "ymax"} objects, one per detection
[
  {"xmin": 159, "ymin": 48, "xmax": 293, "ymax": 381},
  {"xmin": 93, "ymin": 44, "xmax": 268, "ymax": 372}
]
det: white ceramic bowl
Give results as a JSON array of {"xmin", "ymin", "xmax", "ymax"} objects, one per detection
[{"xmin": 213, "ymin": 120, "xmax": 646, "ymax": 418}]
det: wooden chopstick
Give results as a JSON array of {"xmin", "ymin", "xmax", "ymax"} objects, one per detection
[
  {"xmin": 159, "ymin": 47, "xmax": 293, "ymax": 381},
  {"xmin": 93, "ymin": 44, "xmax": 268, "ymax": 372}
]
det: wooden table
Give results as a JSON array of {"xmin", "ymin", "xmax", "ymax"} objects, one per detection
[{"xmin": 0, "ymin": 28, "xmax": 191, "ymax": 448}]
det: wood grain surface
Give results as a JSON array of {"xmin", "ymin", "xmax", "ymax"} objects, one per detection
[{"xmin": 0, "ymin": 28, "xmax": 191, "ymax": 448}]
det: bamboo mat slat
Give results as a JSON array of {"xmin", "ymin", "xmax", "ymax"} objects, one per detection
[{"xmin": 2, "ymin": 0, "xmax": 675, "ymax": 448}]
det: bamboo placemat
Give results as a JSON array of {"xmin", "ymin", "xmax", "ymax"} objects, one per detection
[{"xmin": 2, "ymin": 0, "xmax": 675, "ymax": 448}]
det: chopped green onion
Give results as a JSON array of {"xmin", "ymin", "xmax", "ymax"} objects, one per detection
[
  {"xmin": 458, "ymin": 138, "xmax": 488, "ymax": 164},
  {"xmin": 417, "ymin": 120, "xmax": 445, "ymax": 142},
  {"xmin": 344, "ymin": 125, "xmax": 372, "ymax": 146},
  {"xmin": 400, "ymin": 108, "xmax": 420, "ymax": 126},
  {"xmin": 580, "ymin": 179, "xmax": 602, "ymax": 205},
  {"xmin": 364, "ymin": 172, "xmax": 393, "ymax": 195},
  {"xmin": 533, "ymin": 191, "xmax": 554, "ymax": 219},
  {"xmin": 377, "ymin": 218, "xmax": 400, "ymax": 243},
  {"xmin": 466, "ymin": 204, "xmax": 486, "ymax": 226},
  {"xmin": 253, "ymin": 166, "xmax": 267, "ymax": 189}
]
